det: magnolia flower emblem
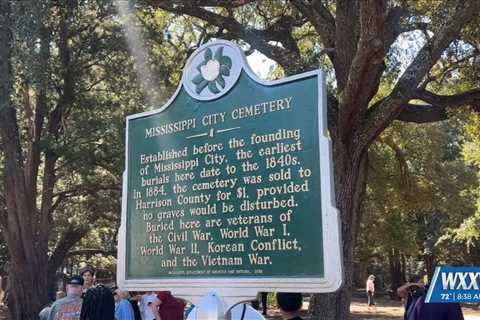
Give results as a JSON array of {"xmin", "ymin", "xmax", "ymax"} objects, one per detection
[{"xmin": 192, "ymin": 46, "xmax": 232, "ymax": 94}]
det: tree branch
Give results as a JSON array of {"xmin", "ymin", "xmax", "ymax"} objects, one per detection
[
  {"xmin": 39, "ymin": 4, "xmax": 76, "ymax": 255},
  {"xmin": 379, "ymin": 136, "xmax": 407, "ymax": 178},
  {"xmin": 48, "ymin": 197, "xmax": 117, "ymax": 276},
  {"xmin": 67, "ymin": 248, "xmax": 116, "ymax": 258},
  {"xmin": 26, "ymin": 26, "xmax": 51, "ymax": 221},
  {"xmin": 145, "ymin": 0, "xmax": 257, "ymax": 8},
  {"xmin": 396, "ymin": 89, "xmax": 480, "ymax": 123},
  {"xmin": 327, "ymin": 91, "xmax": 339, "ymax": 140},
  {"xmin": 50, "ymin": 185, "xmax": 121, "ymax": 213},
  {"xmin": 360, "ymin": 0, "xmax": 480, "ymax": 149},
  {"xmin": 396, "ymin": 104, "xmax": 448, "ymax": 123},
  {"xmin": 420, "ymin": 50, "xmax": 479, "ymax": 88},
  {"xmin": 334, "ymin": 0, "xmax": 360, "ymax": 88},
  {"xmin": 52, "ymin": 186, "xmax": 121, "ymax": 199},
  {"xmin": 148, "ymin": 1, "xmax": 304, "ymax": 72},
  {"xmin": 384, "ymin": 6, "xmax": 409, "ymax": 51},
  {"xmin": 22, "ymin": 81, "xmax": 34, "ymax": 138},
  {"xmin": 414, "ymin": 88, "xmax": 480, "ymax": 108},
  {"xmin": 0, "ymin": 193, "xmax": 7, "ymax": 231},
  {"xmin": 338, "ymin": 0, "xmax": 387, "ymax": 142},
  {"xmin": 290, "ymin": 0, "xmax": 336, "ymax": 64},
  {"xmin": 48, "ymin": 225, "xmax": 89, "ymax": 277}
]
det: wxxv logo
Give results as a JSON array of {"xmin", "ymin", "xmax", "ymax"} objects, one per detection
[{"xmin": 426, "ymin": 266, "xmax": 480, "ymax": 303}]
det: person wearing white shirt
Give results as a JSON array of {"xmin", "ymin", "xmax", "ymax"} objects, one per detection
[
  {"xmin": 140, "ymin": 292, "xmax": 157, "ymax": 320},
  {"xmin": 366, "ymin": 274, "xmax": 376, "ymax": 308}
]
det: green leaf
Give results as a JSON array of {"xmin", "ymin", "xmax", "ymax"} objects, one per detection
[
  {"xmin": 220, "ymin": 65, "xmax": 230, "ymax": 76},
  {"xmin": 208, "ymin": 81, "xmax": 220, "ymax": 94},
  {"xmin": 216, "ymin": 75, "xmax": 225, "ymax": 88},
  {"xmin": 204, "ymin": 48, "xmax": 212, "ymax": 61},
  {"xmin": 192, "ymin": 73, "xmax": 204, "ymax": 85},
  {"xmin": 220, "ymin": 56, "xmax": 232, "ymax": 69},
  {"xmin": 214, "ymin": 47, "xmax": 224, "ymax": 60},
  {"xmin": 196, "ymin": 79, "xmax": 208, "ymax": 94}
]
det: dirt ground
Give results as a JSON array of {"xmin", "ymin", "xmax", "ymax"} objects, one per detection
[
  {"xmin": 349, "ymin": 297, "xmax": 480, "ymax": 320},
  {"xmin": 264, "ymin": 297, "xmax": 480, "ymax": 320}
]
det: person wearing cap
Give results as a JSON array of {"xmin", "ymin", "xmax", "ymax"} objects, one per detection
[
  {"xmin": 48, "ymin": 275, "xmax": 83, "ymax": 320},
  {"xmin": 79, "ymin": 265, "xmax": 95, "ymax": 293}
]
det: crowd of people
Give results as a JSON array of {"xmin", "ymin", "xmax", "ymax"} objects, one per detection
[
  {"xmin": 37, "ymin": 266, "xmax": 472, "ymax": 320},
  {"xmin": 39, "ymin": 266, "xmax": 190, "ymax": 320},
  {"xmin": 39, "ymin": 265, "xmax": 305, "ymax": 320},
  {"xmin": 366, "ymin": 274, "xmax": 465, "ymax": 320}
]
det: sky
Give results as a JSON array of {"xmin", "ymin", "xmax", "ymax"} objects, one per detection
[{"xmin": 246, "ymin": 50, "xmax": 276, "ymax": 79}]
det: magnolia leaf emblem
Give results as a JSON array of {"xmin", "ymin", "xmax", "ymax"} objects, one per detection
[{"xmin": 192, "ymin": 47, "xmax": 232, "ymax": 94}]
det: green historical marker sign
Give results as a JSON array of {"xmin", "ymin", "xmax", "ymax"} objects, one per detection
[{"xmin": 117, "ymin": 40, "xmax": 342, "ymax": 304}]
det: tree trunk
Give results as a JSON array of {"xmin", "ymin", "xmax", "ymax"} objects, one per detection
[
  {"xmin": 7, "ymin": 260, "xmax": 48, "ymax": 320},
  {"xmin": 1, "ymin": 147, "xmax": 50, "ymax": 320},
  {"xmin": 389, "ymin": 248, "xmax": 403, "ymax": 296},
  {"xmin": 424, "ymin": 254, "xmax": 436, "ymax": 283},
  {"xmin": 0, "ymin": 2, "xmax": 50, "ymax": 319},
  {"xmin": 310, "ymin": 144, "xmax": 368, "ymax": 319},
  {"xmin": 0, "ymin": 76, "xmax": 50, "ymax": 320}
]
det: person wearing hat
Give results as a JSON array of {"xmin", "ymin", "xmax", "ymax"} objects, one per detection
[
  {"xmin": 47, "ymin": 275, "xmax": 83, "ymax": 320},
  {"xmin": 79, "ymin": 265, "xmax": 95, "ymax": 293}
]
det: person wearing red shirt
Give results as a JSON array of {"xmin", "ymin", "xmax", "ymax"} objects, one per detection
[{"xmin": 150, "ymin": 291, "xmax": 186, "ymax": 320}]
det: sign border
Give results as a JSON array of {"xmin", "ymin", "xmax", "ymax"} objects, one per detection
[{"xmin": 117, "ymin": 40, "xmax": 343, "ymax": 307}]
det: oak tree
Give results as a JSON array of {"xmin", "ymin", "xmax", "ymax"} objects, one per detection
[{"xmin": 142, "ymin": 1, "xmax": 480, "ymax": 318}]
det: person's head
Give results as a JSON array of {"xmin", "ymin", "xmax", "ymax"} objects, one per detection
[
  {"xmin": 66, "ymin": 275, "xmax": 84, "ymax": 296},
  {"xmin": 408, "ymin": 284, "xmax": 425, "ymax": 298},
  {"xmin": 80, "ymin": 285, "xmax": 115, "ymax": 320},
  {"xmin": 113, "ymin": 289, "xmax": 129, "ymax": 303},
  {"xmin": 368, "ymin": 275, "xmax": 375, "ymax": 281},
  {"xmin": 276, "ymin": 292, "xmax": 303, "ymax": 317},
  {"xmin": 80, "ymin": 265, "xmax": 95, "ymax": 288}
]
